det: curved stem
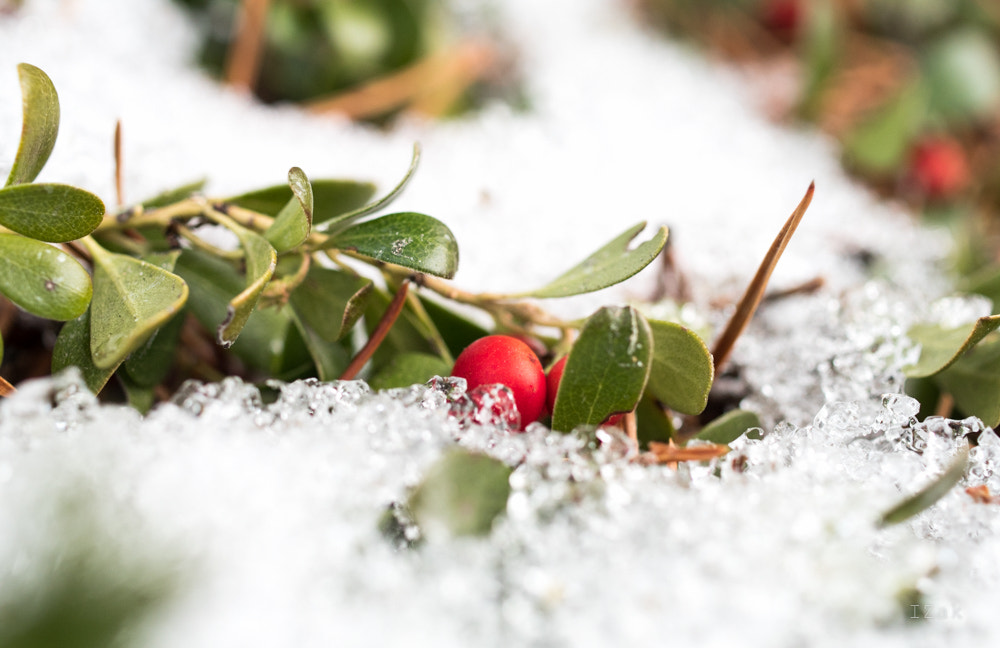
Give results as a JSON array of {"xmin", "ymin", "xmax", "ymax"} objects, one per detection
[{"xmin": 340, "ymin": 279, "xmax": 411, "ymax": 380}]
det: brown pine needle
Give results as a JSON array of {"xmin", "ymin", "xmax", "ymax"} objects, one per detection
[
  {"xmin": 711, "ymin": 182, "xmax": 814, "ymax": 374},
  {"xmin": 224, "ymin": 0, "xmax": 271, "ymax": 93},
  {"xmin": 114, "ymin": 119, "xmax": 124, "ymax": 207},
  {"xmin": 0, "ymin": 376, "xmax": 15, "ymax": 397},
  {"xmin": 646, "ymin": 439, "xmax": 730, "ymax": 466},
  {"xmin": 966, "ymin": 485, "xmax": 997, "ymax": 504},
  {"xmin": 306, "ymin": 41, "xmax": 495, "ymax": 121},
  {"xmin": 340, "ymin": 279, "xmax": 411, "ymax": 381}
]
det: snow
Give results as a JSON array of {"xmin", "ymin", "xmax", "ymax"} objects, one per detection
[{"xmin": 1, "ymin": 0, "xmax": 995, "ymax": 646}]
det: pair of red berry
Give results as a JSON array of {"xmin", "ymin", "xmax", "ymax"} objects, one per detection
[{"xmin": 449, "ymin": 335, "xmax": 572, "ymax": 430}]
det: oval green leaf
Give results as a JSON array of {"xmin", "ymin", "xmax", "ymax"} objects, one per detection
[
  {"xmin": 696, "ymin": 409, "xmax": 762, "ymax": 445},
  {"xmin": 316, "ymin": 143, "xmax": 420, "ymax": 233},
  {"xmin": 0, "ymin": 233, "xmax": 92, "ymax": 320},
  {"xmin": 933, "ymin": 338, "xmax": 1000, "ymax": 427},
  {"xmin": 330, "ymin": 212, "xmax": 459, "ymax": 279},
  {"xmin": 645, "ymin": 319, "xmax": 714, "ymax": 415},
  {"xmin": 515, "ymin": 223, "xmax": 668, "ymax": 299},
  {"xmin": 173, "ymin": 249, "xmax": 291, "ymax": 373},
  {"xmin": 6, "ymin": 63, "xmax": 59, "ymax": 187},
  {"xmin": 121, "ymin": 251, "xmax": 184, "ymax": 387},
  {"xmin": 407, "ymin": 449, "xmax": 512, "ymax": 540},
  {"xmin": 228, "ymin": 179, "xmax": 375, "ymax": 225},
  {"xmin": 0, "ymin": 183, "xmax": 105, "ymax": 242},
  {"xmin": 217, "ymin": 222, "xmax": 277, "ymax": 347},
  {"xmin": 551, "ymin": 306, "xmax": 653, "ymax": 433},
  {"xmin": 905, "ymin": 315, "xmax": 1000, "ymax": 378},
  {"xmin": 878, "ymin": 444, "xmax": 969, "ymax": 527},
  {"xmin": 843, "ymin": 80, "xmax": 927, "ymax": 174},
  {"xmin": 289, "ymin": 266, "xmax": 372, "ymax": 342},
  {"xmin": 52, "ymin": 309, "xmax": 118, "ymax": 394},
  {"xmin": 369, "ymin": 352, "xmax": 453, "ymax": 390},
  {"xmin": 923, "ymin": 29, "xmax": 1000, "ymax": 124},
  {"xmin": 264, "ymin": 167, "xmax": 313, "ymax": 253},
  {"xmin": 87, "ymin": 244, "xmax": 189, "ymax": 369}
]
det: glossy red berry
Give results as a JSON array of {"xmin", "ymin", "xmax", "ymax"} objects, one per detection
[
  {"xmin": 451, "ymin": 335, "xmax": 547, "ymax": 429},
  {"xmin": 908, "ymin": 136, "xmax": 969, "ymax": 201}
]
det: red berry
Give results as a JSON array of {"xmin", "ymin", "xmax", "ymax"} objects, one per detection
[
  {"xmin": 761, "ymin": 0, "xmax": 802, "ymax": 40},
  {"xmin": 908, "ymin": 136, "xmax": 969, "ymax": 201},
  {"xmin": 451, "ymin": 335, "xmax": 547, "ymax": 429}
]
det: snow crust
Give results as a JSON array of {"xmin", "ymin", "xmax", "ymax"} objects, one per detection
[{"xmin": 1, "ymin": 0, "xmax": 996, "ymax": 646}]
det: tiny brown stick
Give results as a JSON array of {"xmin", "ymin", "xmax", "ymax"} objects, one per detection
[
  {"xmin": 712, "ymin": 182, "xmax": 814, "ymax": 374},
  {"xmin": 340, "ymin": 279, "xmax": 411, "ymax": 381},
  {"xmin": 224, "ymin": 0, "xmax": 271, "ymax": 93},
  {"xmin": 0, "ymin": 376, "xmax": 15, "ymax": 397},
  {"xmin": 114, "ymin": 119, "xmax": 124, "ymax": 207}
]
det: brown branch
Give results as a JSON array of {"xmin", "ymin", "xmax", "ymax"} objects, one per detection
[
  {"xmin": 711, "ymin": 182, "xmax": 814, "ymax": 374},
  {"xmin": 340, "ymin": 279, "xmax": 411, "ymax": 381},
  {"xmin": 224, "ymin": 0, "xmax": 271, "ymax": 93},
  {"xmin": 0, "ymin": 376, "xmax": 15, "ymax": 397}
]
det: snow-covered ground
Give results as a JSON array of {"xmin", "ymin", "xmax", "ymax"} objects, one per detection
[{"xmin": 1, "ymin": 0, "xmax": 997, "ymax": 646}]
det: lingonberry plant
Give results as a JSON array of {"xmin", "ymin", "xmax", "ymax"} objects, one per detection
[{"xmin": 0, "ymin": 62, "xmax": 980, "ymax": 538}]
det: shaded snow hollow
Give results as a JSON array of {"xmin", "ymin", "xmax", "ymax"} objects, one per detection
[{"xmin": 1, "ymin": 0, "xmax": 997, "ymax": 646}]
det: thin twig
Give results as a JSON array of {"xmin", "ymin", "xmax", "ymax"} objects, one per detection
[
  {"xmin": 712, "ymin": 182, "xmax": 814, "ymax": 374},
  {"xmin": 340, "ymin": 279, "xmax": 411, "ymax": 380},
  {"xmin": 114, "ymin": 119, "xmax": 124, "ymax": 207},
  {"xmin": 0, "ymin": 376, "xmax": 15, "ymax": 397}
]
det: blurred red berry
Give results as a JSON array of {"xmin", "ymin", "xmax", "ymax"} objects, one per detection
[
  {"xmin": 908, "ymin": 136, "xmax": 970, "ymax": 201},
  {"xmin": 451, "ymin": 335, "xmax": 547, "ymax": 429},
  {"xmin": 761, "ymin": 0, "xmax": 802, "ymax": 41}
]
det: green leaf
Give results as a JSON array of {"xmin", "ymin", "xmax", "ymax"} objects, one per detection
[
  {"xmin": 52, "ymin": 309, "xmax": 117, "ymax": 393},
  {"xmin": 922, "ymin": 29, "xmax": 1000, "ymax": 124},
  {"xmin": 933, "ymin": 338, "xmax": 1000, "ymax": 427},
  {"xmin": 173, "ymin": 250, "xmax": 292, "ymax": 373},
  {"xmin": 120, "ymin": 252, "xmax": 184, "ymax": 388},
  {"xmin": 315, "ymin": 143, "xmax": 420, "ymax": 233},
  {"xmin": 369, "ymin": 352, "xmax": 452, "ymax": 390},
  {"xmin": 645, "ymin": 319, "xmax": 714, "ymax": 415},
  {"xmin": 0, "ymin": 233, "xmax": 92, "ymax": 320},
  {"xmin": 139, "ymin": 179, "xmax": 207, "ymax": 210},
  {"xmin": 288, "ymin": 311, "xmax": 350, "ymax": 381},
  {"xmin": 87, "ymin": 243, "xmax": 189, "ymax": 369},
  {"xmin": 797, "ymin": 0, "xmax": 841, "ymax": 121},
  {"xmin": 843, "ymin": 80, "xmax": 928, "ymax": 174},
  {"xmin": 330, "ymin": 212, "xmax": 459, "ymax": 279},
  {"xmin": 419, "ymin": 294, "xmax": 490, "ymax": 361},
  {"xmin": 696, "ymin": 409, "xmax": 762, "ymax": 445},
  {"xmin": 217, "ymin": 224, "xmax": 277, "ymax": 347},
  {"xmin": 878, "ymin": 445, "xmax": 969, "ymax": 527},
  {"xmin": 6, "ymin": 63, "xmax": 59, "ymax": 187},
  {"xmin": 904, "ymin": 315, "xmax": 1000, "ymax": 378},
  {"xmin": 407, "ymin": 448, "xmax": 512, "ymax": 540},
  {"xmin": 264, "ymin": 167, "xmax": 313, "ymax": 253},
  {"xmin": 551, "ymin": 306, "xmax": 653, "ymax": 433},
  {"xmin": 228, "ymin": 179, "xmax": 374, "ymax": 225},
  {"xmin": 0, "ymin": 183, "xmax": 105, "ymax": 242},
  {"xmin": 118, "ymin": 370, "xmax": 156, "ymax": 415},
  {"xmin": 635, "ymin": 393, "xmax": 675, "ymax": 449},
  {"xmin": 288, "ymin": 266, "xmax": 372, "ymax": 342},
  {"xmin": 515, "ymin": 223, "xmax": 668, "ymax": 299}
]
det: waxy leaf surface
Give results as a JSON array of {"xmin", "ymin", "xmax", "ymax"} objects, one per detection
[
  {"xmin": 696, "ymin": 409, "xmax": 762, "ymax": 445},
  {"xmin": 0, "ymin": 183, "xmax": 105, "ymax": 242},
  {"xmin": 369, "ymin": 352, "xmax": 452, "ymax": 390},
  {"xmin": 934, "ymin": 339, "xmax": 1000, "ymax": 427},
  {"xmin": 905, "ymin": 315, "xmax": 1000, "ymax": 378},
  {"xmin": 6, "ymin": 63, "xmax": 59, "ymax": 187},
  {"xmin": 0, "ymin": 233, "xmax": 92, "ymax": 320},
  {"xmin": 122, "ymin": 252, "xmax": 184, "ymax": 387},
  {"xmin": 52, "ymin": 309, "xmax": 118, "ymax": 393},
  {"xmin": 88, "ymin": 247, "xmax": 189, "ymax": 369},
  {"xmin": 289, "ymin": 266, "xmax": 372, "ymax": 342},
  {"xmin": 264, "ymin": 167, "xmax": 313, "ymax": 253},
  {"xmin": 645, "ymin": 319, "xmax": 714, "ymax": 415},
  {"xmin": 217, "ymin": 224, "xmax": 277, "ymax": 347},
  {"xmin": 551, "ymin": 306, "xmax": 652, "ymax": 433},
  {"xmin": 332, "ymin": 212, "xmax": 459, "ymax": 279},
  {"xmin": 517, "ymin": 223, "xmax": 668, "ymax": 298}
]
